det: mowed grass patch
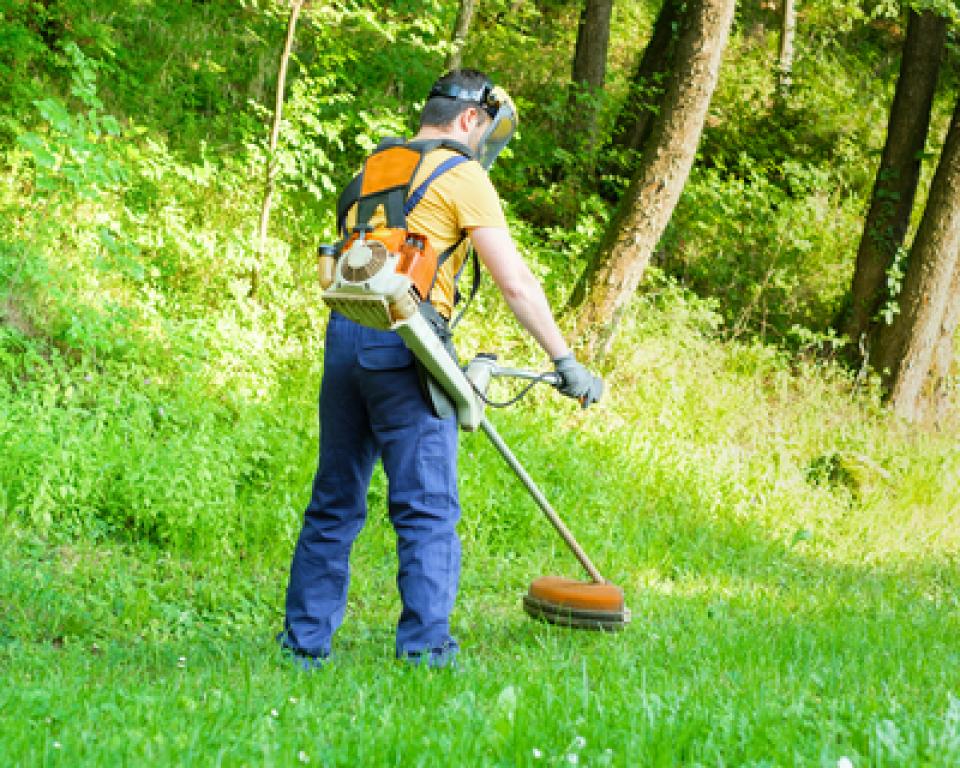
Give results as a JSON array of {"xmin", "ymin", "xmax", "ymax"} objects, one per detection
[{"xmin": 1, "ymin": 525, "xmax": 959, "ymax": 766}]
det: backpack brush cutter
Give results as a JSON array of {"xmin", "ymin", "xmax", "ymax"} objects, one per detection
[
  {"xmin": 318, "ymin": 212, "xmax": 629, "ymax": 632},
  {"xmin": 463, "ymin": 356, "xmax": 630, "ymax": 630}
]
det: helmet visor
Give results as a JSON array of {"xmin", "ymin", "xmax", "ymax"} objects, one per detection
[{"xmin": 476, "ymin": 86, "xmax": 518, "ymax": 170}]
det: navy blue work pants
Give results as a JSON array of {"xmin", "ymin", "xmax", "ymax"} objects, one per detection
[{"xmin": 282, "ymin": 312, "xmax": 461, "ymax": 659}]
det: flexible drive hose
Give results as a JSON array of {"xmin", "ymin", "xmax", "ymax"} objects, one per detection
[{"xmin": 470, "ymin": 372, "xmax": 558, "ymax": 408}]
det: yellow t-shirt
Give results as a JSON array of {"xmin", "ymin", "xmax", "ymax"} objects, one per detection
[{"xmin": 344, "ymin": 148, "xmax": 507, "ymax": 319}]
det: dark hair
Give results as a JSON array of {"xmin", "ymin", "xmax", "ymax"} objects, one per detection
[{"xmin": 419, "ymin": 68, "xmax": 492, "ymax": 129}]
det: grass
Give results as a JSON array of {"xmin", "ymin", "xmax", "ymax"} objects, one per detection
[
  {"xmin": 2, "ymin": 292, "xmax": 959, "ymax": 766},
  {"xmin": 1, "ymin": 517, "xmax": 958, "ymax": 765}
]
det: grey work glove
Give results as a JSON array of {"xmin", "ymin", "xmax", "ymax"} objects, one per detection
[{"xmin": 552, "ymin": 353, "xmax": 603, "ymax": 409}]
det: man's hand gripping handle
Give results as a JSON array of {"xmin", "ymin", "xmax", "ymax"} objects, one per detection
[{"xmin": 552, "ymin": 353, "xmax": 603, "ymax": 409}]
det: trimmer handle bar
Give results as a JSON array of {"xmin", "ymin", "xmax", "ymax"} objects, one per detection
[
  {"xmin": 488, "ymin": 364, "xmax": 562, "ymax": 389},
  {"xmin": 465, "ymin": 353, "xmax": 562, "ymax": 398}
]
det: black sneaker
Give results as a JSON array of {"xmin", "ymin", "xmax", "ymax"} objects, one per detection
[
  {"xmin": 399, "ymin": 641, "xmax": 459, "ymax": 669},
  {"xmin": 276, "ymin": 631, "xmax": 328, "ymax": 671}
]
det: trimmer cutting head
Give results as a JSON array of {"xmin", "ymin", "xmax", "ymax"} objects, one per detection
[{"xmin": 523, "ymin": 576, "xmax": 631, "ymax": 631}]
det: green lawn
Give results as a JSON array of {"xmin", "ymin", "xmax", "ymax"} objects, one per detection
[
  {"xmin": 1, "ymin": 519, "xmax": 958, "ymax": 766},
  {"xmin": 2, "ymin": 2, "xmax": 959, "ymax": 763}
]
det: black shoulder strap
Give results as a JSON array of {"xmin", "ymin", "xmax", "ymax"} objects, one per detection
[
  {"xmin": 336, "ymin": 173, "xmax": 362, "ymax": 237},
  {"xmin": 356, "ymin": 185, "xmax": 406, "ymax": 230},
  {"xmin": 438, "ymin": 234, "xmax": 466, "ymax": 269},
  {"xmin": 450, "ymin": 246, "xmax": 481, "ymax": 330},
  {"xmin": 405, "ymin": 138, "xmax": 475, "ymax": 160},
  {"xmin": 336, "ymin": 138, "xmax": 476, "ymax": 237},
  {"xmin": 424, "ymin": 234, "xmax": 467, "ymax": 309},
  {"xmin": 376, "ymin": 136, "xmax": 406, "ymax": 151},
  {"xmin": 336, "ymin": 136, "xmax": 407, "ymax": 236}
]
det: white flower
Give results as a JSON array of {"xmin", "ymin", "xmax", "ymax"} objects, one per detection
[
  {"xmin": 837, "ymin": 758, "xmax": 854, "ymax": 768},
  {"xmin": 574, "ymin": 736, "xmax": 586, "ymax": 749},
  {"xmin": 53, "ymin": 741, "xmax": 62, "ymax": 750},
  {"xmin": 270, "ymin": 708, "xmax": 279, "ymax": 718},
  {"xmin": 497, "ymin": 686, "xmax": 518, "ymax": 722},
  {"xmin": 298, "ymin": 751, "xmax": 309, "ymax": 763},
  {"xmin": 532, "ymin": 748, "xmax": 543, "ymax": 759},
  {"xmin": 566, "ymin": 754, "xmax": 579, "ymax": 765},
  {"xmin": 289, "ymin": 697, "xmax": 298, "ymax": 704}
]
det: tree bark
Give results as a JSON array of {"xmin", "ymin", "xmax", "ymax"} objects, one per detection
[
  {"xmin": 445, "ymin": 0, "xmax": 477, "ymax": 71},
  {"xmin": 875, "ymin": 96, "xmax": 960, "ymax": 422},
  {"xmin": 567, "ymin": 0, "xmax": 614, "ymax": 147},
  {"xmin": 255, "ymin": 0, "xmax": 303, "ymax": 294},
  {"xmin": 572, "ymin": 0, "xmax": 613, "ymax": 88},
  {"xmin": 777, "ymin": 0, "xmax": 795, "ymax": 97},
  {"xmin": 842, "ymin": 10, "xmax": 947, "ymax": 355},
  {"xmin": 568, "ymin": 0, "xmax": 737, "ymax": 359},
  {"xmin": 609, "ymin": 0, "xmax": 683, "ymax": 158},
  {"xmin": 928, "ymin": 262, "xmax": 960, "ymax": 424}
]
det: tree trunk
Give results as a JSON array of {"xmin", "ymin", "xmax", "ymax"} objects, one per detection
[
  {"xmin": 572, "ymin": 0, "xmax": 613, "ymax": 88},
  {"xmin": 445, "ymin": 0, "xmax": 477, "ymax": 71},
  {"xmin": 928, "ymin": 262, "xmax": 960, "ymax": 424},
  {"xmin": 842, "ymin": 10, "xmax": 947, "ymax": 355},
  {"xmin": 776, "ymin": 0, "xmax": 795, "ymax": 97},
  {"xmin": 609, "ymin": 0, "xmax": 683, "ymax": 158},
  {"xmin": 567, "ymin": 0, "xmax": 614, "ymax": 147},
  {"xmin": 568, "ymin": 0, "xmax": 737, "ymax": 359},
  {"xmin": 255, "ymin": 0, "xmax": 303, "ymax": 295},
  {"xmin": 875, "ymin": 96, "xmax": 960, "ymax": 422}
]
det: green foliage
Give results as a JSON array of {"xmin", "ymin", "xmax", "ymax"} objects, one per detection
[
  {"xmin": 0, "ymin": 336, "xmax": 314, "ymax": 553},
  {"xmin": 651, "ymin": 5, "xmax": 957, "ymax": 341},
  {"xmin": 1, "ymin": 282, "xmax": 959, "ymax": 763},
  {"xmin": 17, "ymin": 42, "xmax": 125, "ymax": 199},
  {"xmin": 879, "ymin": 244, "xmax": 910, "ymax": 325},
  {"xmin": 662, "ymin": 160, "xmax": 862, "ymax": 340},
  {"xmin": 0, "ymin": 0, "xmax": 953, "ymax": 536},
  {"xmin": 0, "ymin": 0, "xmax": 55, "ymax": 137}
]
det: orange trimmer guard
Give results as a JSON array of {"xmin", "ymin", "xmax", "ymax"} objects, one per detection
[{"xmin": 523, "ymin": 576, "xmax": 631, "ymax": 631}]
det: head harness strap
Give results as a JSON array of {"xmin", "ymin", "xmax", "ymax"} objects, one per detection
[{"xmin": 428, "ymin": 82, "xmax": 500, "ymax": 119}]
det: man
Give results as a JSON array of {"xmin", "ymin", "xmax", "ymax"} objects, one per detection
[{"xmin": 279, "ymin": 69, "xmax": 603, "ymax": 668}]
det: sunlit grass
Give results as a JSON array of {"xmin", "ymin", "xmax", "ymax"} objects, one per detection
[{"xmin": 2, "ymin": 286, "xmax": 959, "ymax": 763}]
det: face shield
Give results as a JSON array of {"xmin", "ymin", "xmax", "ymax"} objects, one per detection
[
  {"xmin": 475, "ymin": 86, "xmax": 518, "ymax": 170},
  {"xmin": 428, "ymin": 80, "xmax": 519, "ymax": 170}
]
